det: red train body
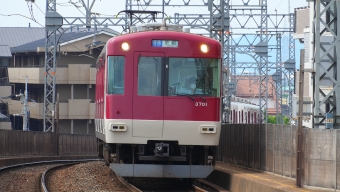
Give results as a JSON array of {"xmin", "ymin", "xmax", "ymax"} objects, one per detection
[{"xmin": 95, "ymin": 24, "xmax": 222, "ymax": 178}]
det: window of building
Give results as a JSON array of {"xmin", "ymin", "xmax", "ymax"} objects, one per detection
[{"xmin": 0, "ymin": 58, "xmax": 9, "ymax": 66}]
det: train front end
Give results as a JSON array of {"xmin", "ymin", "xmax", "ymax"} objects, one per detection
[{"xmin": 96, "ymin": 28, "xmax": 222, "ymax": 178}]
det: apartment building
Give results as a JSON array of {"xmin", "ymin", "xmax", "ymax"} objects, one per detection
[
  {"xmin": 0, "ymin": 45, "xmax": 11, "ymax": 129},
  {"xmin": 1, "ymin": 27, "xmax": 118, "ymax": 133}
]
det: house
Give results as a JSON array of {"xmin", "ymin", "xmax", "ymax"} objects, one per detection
[
  {"xmin": 0, "ymin": 27, "xmax": 119, "ymax": 133},
  {"xmin": 232, "ymin": 75, "xmax": 282, "ymax": 116}
]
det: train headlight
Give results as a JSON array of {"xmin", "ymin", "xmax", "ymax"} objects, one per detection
[
  {"xmin": 200, "ymin": 44, "xmax": 209, "ymax": 53},
  {"xmin": 121, "ymin": 42, "xmax": 130, "ymax": 51}
]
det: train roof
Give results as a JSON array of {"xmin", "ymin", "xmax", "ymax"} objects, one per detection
[
  {"xmin": 96, "ymin": 21, "xmax": 222, "ymax": 67},
  {"xmin": 107, "ymin": 30, "xmax": 221, "ymax": 46}
]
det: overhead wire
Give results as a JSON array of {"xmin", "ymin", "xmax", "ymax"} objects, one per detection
[
  {"xmin": 4, "ymin": 0, "xmax": 43, "ymax": 27},
  {"xmin": 68, "ymin": 0, "xmax": 87, "ymax": 16},
  {"xmin": 56, "ymin": 2, "xmax": 75, "ymax": 6},
  {"xmin": 0, "ymin": 14, "xmax": 44, "ymax": 27},
  {"xmin": 33, "ymin": 2, "xmax": 45, "ymax": 15},
  {"xmin": 271, "ymin": 0, "xmax": 284, "ymax": 13}
]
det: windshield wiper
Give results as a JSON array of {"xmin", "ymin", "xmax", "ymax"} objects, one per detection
[
  {"xmin": 195, "ymin": 95, "xmax": 206, "ymax": 102},
  {"xmin": 176, "ymin": 93, "xmax": 195, "ymax": 101}
]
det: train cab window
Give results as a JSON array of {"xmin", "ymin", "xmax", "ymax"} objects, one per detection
[
  {"xmin": 138, "ymin": 57, "xmax": 163, "ymax": 96},
  {"xmin": 168, "ymin": 58, "xmax": 220, "ymax": 97},
  {"xmin": 107, "ymin": 56, "xmax": 125, "ymax": 94}
]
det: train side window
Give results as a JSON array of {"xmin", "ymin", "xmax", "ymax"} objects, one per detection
[
  {"xmin": 138, "ymin": 56, "xmax": 162, "ymax": 96},
  {"xmin": 107, "ymin": 56, "xmax": 125, "ymax": 94}
]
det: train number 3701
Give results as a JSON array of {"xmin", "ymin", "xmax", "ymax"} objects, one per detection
[{"xmin": 195, "ymin": 102, "xmax": 208, "ymax": 107}]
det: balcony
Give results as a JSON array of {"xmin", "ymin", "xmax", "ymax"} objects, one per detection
[
  {"xmin": 8, "ymin": 64, "xmax": 96, "ymax": 84},
  {"xmin": 8, "ymin": 99, "xmax": 94, "ymax": 120}
]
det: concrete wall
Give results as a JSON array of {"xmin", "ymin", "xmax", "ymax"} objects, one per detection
[
  {"xmin": 0, "ymin": 129, "xmax": 97, "ymax": 156},
  {"xmin": 58, "ymin": 119, "xmax": 95, "ymax": 135},
  {"xmin": 217, "ymin": 124, "xmax": 340, "ymax": 190}
]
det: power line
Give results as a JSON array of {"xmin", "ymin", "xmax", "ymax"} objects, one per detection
[
  {"xmin": 34, "ymin": 2, "xmax": 46, "ymax": 15},
  {"xmin": 0, "ymin": 14, "xmax": 44, "ymax": 27}
]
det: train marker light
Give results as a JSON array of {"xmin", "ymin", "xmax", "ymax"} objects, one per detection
[
  {"xmin": 121, "ymin": 42, "xmax": 130, "ymax": 51},
  {"xmin": 109, "ymin": 123, "xmax": 127, "ymax": 132},
  {"xmin": 200, "ymin": 44, "xmax": 209, "ymax": 53},
  {"xmin": 200, "ymin": 126, "xmax": 216, "ymax": 133}
]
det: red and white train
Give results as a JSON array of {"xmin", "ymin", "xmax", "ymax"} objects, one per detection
[
  {"xmin": 95, "ymin": 21, "xmax": 222, "ymax": 178},
  {"xmin": 223, "ymin": 96, "xmax": 260, "ymax": 124}
]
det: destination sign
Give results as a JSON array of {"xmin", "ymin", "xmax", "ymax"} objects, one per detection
[{"xmin": 152, "ymin": 40, "xmax": 178, "ymax": 48}]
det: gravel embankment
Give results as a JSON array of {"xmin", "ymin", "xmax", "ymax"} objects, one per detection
[
  {"xmin": 0, "ymin": 164, "xmax": 59, "ymax": 192},
  {"xmin": 47, "ymin": 161, "xmax": 130, "ymax": 192}
]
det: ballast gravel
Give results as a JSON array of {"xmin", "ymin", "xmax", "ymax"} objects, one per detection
[{"xmin": 47, "ymin": 161, "xmax": 130, "ymax": 192}]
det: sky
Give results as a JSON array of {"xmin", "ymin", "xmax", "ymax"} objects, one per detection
[
  {"xmin": 0, "ymin": 0, "xmax": 308, "ymax": 71},
  {"xmin": 0, "ymin": 0, "xmax": 309, "ymax": 28}
]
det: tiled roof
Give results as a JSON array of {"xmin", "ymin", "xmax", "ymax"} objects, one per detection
[
  {"xmin": 0, "ymin": 27, "xmax": 45, "ymax": 48},
  {"xmin": 0, "ymin": 45, "xmax": 11, "ymax": 57},
  {"xmin": 10, "ymin": 30, "xmax": 119, "ymax": 53},
  {"xmin": 233, "ymin": 76, "xmax": 276, "ymax": 99},
  {"xmin": 233, "ymin": 75, "xmax": 279, "ymax": 115},
  {"xmin": 10, "ymin": 31, "xmax": 95, "ymax": 53},
  {"xmin": 0, "ymin": 27, "xmax": 120, "ymax": 53}
]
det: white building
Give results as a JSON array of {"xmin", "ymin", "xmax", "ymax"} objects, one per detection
[{"xmin": 0, "ymin": 27, "xmax": 118, "ymax": 133}]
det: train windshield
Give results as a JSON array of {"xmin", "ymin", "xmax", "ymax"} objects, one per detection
[
  {"xmin": 168, "ymin": 58, "xmax": 220, "ymax": 97},
  {"xmin": 135, "ymin": 56, "xmax": 220, "ymax": 97}
]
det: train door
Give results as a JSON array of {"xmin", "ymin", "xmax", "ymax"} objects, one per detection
[{"xmin": 132, "ymin": 52, "xmax": 165, "ymax": 138}]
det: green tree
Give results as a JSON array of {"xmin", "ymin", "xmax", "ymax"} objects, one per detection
[
  {"xmin": 262, "ymin": 109, "xmax": 290, "ymax": 125},
  {"xmin": 267, "ymin": 115, "xmax": 276, "ymax": 124},
  {"xmin": 283, "ymin": 116, "xmax": 290, "ymax": 125},
  {"xmin": 266, "ymin": 114, "xmax": 290, "ymax": 125}
]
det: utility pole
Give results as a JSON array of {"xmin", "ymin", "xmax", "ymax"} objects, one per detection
[
  {"xmin": 23, "ymin": 76, "xmax": 29, "ymax": 131},
  {"xmin": 296, "ymin": 49, "xmax": 304, "ymax": 187},
  {"xmin": 44, "ymin": 0, "xmax": 62, "ymax": 132},
  {"xmin": 12, "ymin": 76, "xmax": 31, "ymax": 131}
]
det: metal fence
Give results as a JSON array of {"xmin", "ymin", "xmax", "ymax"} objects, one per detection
[
  {"xmin": 217, "ymin": 124, "xmax": 340, "ymax": 190},
  {"xmin": 0, "ymin": 130, "xmax": 97, "ymax": 156}
]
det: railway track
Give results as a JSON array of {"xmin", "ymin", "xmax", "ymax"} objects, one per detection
[
  {"xmin": 41, "ymin": 161, "xmax": 141, "ymax": 192},
  {"xmin": 0, "ymin": 159, "xmax": 226, "ymax": 192},
  {"xmin": 0, "ymin": 160, "xmax": 85, "ymax": 192},
  {"xmin": 127, "ymin": 177, "xmax": 227, "ymax": 192}
]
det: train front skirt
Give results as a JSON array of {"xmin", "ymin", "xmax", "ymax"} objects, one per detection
[{"xmin": 111, "ymin": 164, "xmax": 214, "ymax": 178}]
